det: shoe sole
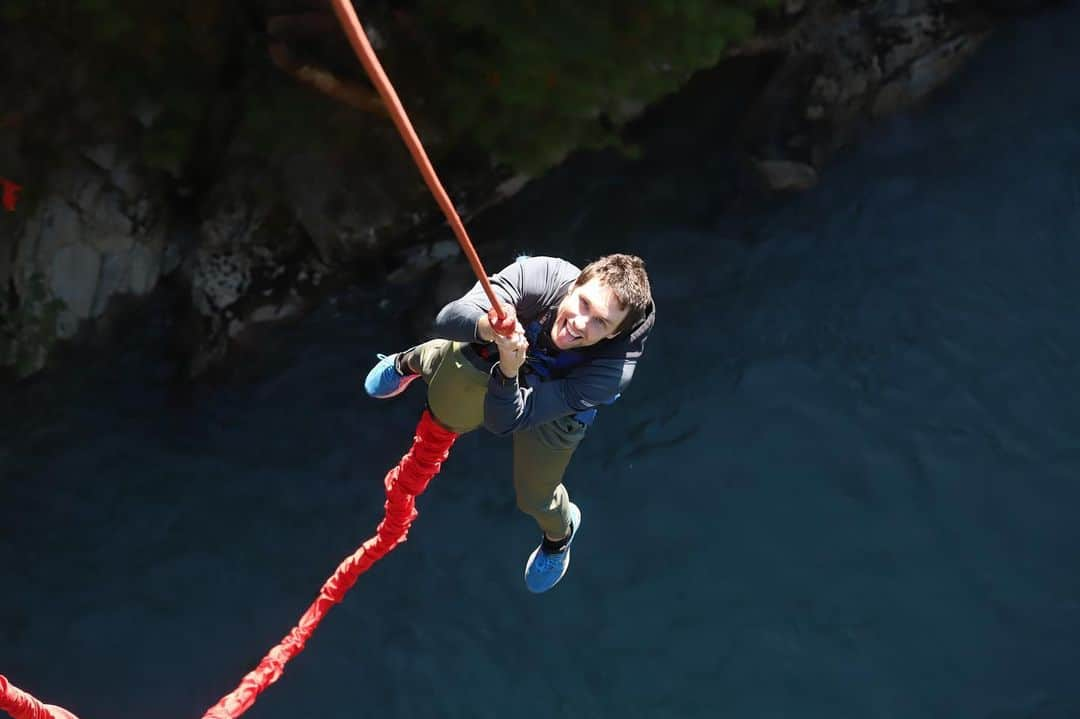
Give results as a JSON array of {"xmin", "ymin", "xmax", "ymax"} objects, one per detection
[{"xmin": 371, "ymin": 371, "xmax": 419, "ymax": 399}]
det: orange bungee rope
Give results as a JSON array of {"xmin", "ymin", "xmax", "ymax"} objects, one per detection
[
  {"xmin": 1, "ymin": 6, "xmax": 506, "ymax": 719},
  {"xmin": 328, "ymin": 0, "xmax": 507, "ymax": 319}
]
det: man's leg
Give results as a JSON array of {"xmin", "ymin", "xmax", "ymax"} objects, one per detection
[
  {"xmin": 513, "ymin": 415, "xmax": 587, "ymax": 541},
  {"xmin": 399, "ymin": 340, "xmax": 488, "ymax": 433},
  {"xmin": 514, "ymin": 414, "xmax": 588, "ymax": 593}
]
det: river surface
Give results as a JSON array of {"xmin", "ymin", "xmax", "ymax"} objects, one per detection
[{"xmin": 3, "ymin": 6, "xmax": 1079, "ymax": 718}]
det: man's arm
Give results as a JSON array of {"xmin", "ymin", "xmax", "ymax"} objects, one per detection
[
  {"xmin": 434, "ymin": 274, "xmax": 519, "ymax": 342},
  {"xmin": 483, "ymin": 358, "xmax": 635, "ymax": 435},
  {"xmin": 433, "ymin": 256, "xmax": 579, "ymax": 341}
]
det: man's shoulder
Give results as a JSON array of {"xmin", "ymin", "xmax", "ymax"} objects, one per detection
[{"xmin": 516, "ymin": 254, "xmax": 581, "ymax": 279}]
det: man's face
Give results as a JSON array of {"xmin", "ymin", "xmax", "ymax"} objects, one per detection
[{"xmin": 550, "ymin": 277, "xmax": 630, "ymax": 350}]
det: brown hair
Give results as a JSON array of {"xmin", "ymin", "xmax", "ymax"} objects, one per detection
[{"xmin": 574, "ymin": 253, "xmax": 652, "ymax": 336}]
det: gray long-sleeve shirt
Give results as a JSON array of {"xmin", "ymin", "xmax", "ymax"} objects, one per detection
[{"xmin": 433, "ymin": 256, "xmax": 655, "ymax": 435}]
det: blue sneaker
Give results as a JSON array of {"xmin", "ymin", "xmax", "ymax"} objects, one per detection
[
  {"xmin": 364, "ymin": 353, "xmax": 419, "ymax": 399},
  {"xmin": 524, "ymin": 502, "xmax": 581, "ymax": 594}
]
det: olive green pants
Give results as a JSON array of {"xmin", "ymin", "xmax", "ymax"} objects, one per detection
[{"xmin": 401, "ymin": 340, "xmax": 585, "ymax": 540}]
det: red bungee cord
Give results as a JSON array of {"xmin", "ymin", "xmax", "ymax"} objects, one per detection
[
  {"xmin": 200, "ymin": 411, "xmax": 458, "ymax": 718},
  {"xmin": 2, "ymin": 412, "xmax": 457, "ymax": 719},
  {"xmin": 197, "ymin": 9, "xmax": 517, "ymax": 712},
  {"xmin": 2, "ymin": 6, "xmax": 512, "ymax": 719},
  {"xmin": 0, "ymin": 676, "xmax": 78, "ymax": 719}
]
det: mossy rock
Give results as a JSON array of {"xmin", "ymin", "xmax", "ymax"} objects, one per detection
[
  {"xmin": 1, "ymin": 273, "xmax": 67, "ymax": 378},
  {"xmin": 415, "ymin": 0, "xmax": 777, "ymax": 173}
]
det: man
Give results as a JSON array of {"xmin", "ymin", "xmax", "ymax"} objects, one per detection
[{"xmin": 364, "ymin": 253, "xmax": 655, "ymax": 593}]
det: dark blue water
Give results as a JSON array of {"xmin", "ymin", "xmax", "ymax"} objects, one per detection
[{"xmin": 4, "ymin": 6, "xmax": 1080, "ymax": 718}]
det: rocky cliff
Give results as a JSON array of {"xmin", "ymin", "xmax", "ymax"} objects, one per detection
[{"xmin": 0, "ymin": 0, "xmax": 1049, "ymax": 380}]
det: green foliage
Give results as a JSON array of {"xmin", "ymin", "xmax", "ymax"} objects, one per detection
[
  {"xmin": 417, "ymin": 0, "xmax": 776, "ymax": 173},
  {"xmin": 1, "ymin": 0, "xmax": 32, "ymax": 23},
  {"xmin": 235, "ymin": 78, "xmax": 344, "ymax": 157},
  {"xmin": 73, "ymin": 1, "xmax": 230, "ymax": 172},
  {"xmin": 140, "ymin": 87, "xmax": 208, "ymax": 174},
  {"xmin": 11, "ymin": 1, "xmax": 780, "ymax": 184},
  {"xmin": 14, "ymin": 1, "xmax": 231, "ymax": 172}
]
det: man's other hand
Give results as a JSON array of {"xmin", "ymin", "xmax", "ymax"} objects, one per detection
[{"xmin": 493, "ymin": 325, "xmax": 528, "ymax": 378}]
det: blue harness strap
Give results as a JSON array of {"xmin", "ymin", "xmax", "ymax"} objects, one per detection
[
  {"xmin": 522, "ymin": 320, "xmax": 618, "ymax": 426},
  {"xmin": 523, "ymin": 320, "xmax": 583, "ymax": 379}
]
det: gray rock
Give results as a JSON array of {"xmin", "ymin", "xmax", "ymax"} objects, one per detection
[
  {"xmin": 32, "ymin": 199, "xmax": 80, "ymax": 266},
  {"xmin": 83, "ymin": 191, "xmax": 136, "ymax": 253},
  {"xmin": 249, "ymin": 300, "xmax": 304, "ymax": 324},
  {"xmin": 133, "ymin": 99, "xmax": 163, "ymax": 128},
  {"xmin": 873, "ymin": 35, "xmax": 984, "ymax": 116},
  {"xmin": 91, "ymin": 251, "xmax": 132, "ymax": 318},
  {"xmin": 109, "ymin": 158, "xmax": 143, "ymax": 199},
  {"xmin": 281, "ymin": 150, "xmax": 408, "ymax": 265},
  {"xmin": 192, "ymin": 250, "xmax": 252, "ymax": 314},
  {"xmin": 754, "ymin": 160, "xmax": 819, "ymax": 191},
  {"xmin": 161, "ymin": 240, "xmax": 182, "ymax": 276},
  {"xmin": 743, "ymin": 0, "xmax": 990, "ymax": 181},
  {"xmin": 70, "ymin": 171, "xmax": 106, "ymax": 217},
  {"xmin": 387, "ymin": 240, "xmax": 461, "ymax": 283},
  {"xmin": 50, "ymin": 243, "xmax": 101, "ymax": 320},
  {"xmin": 129, "ymin": 225, "xmax": 166, "ymax": 296},
  {"xmin": 494, "ymin": 173, "xmax": 532, "ymax": 200},
  {"xmin": 83, "ymin": 143, "xmax": 119, "ymax": 172}
]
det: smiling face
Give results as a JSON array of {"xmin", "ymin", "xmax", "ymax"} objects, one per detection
[{"xmin": 550, "ymin": 277, "xmax": 630, "ymax": 350}]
